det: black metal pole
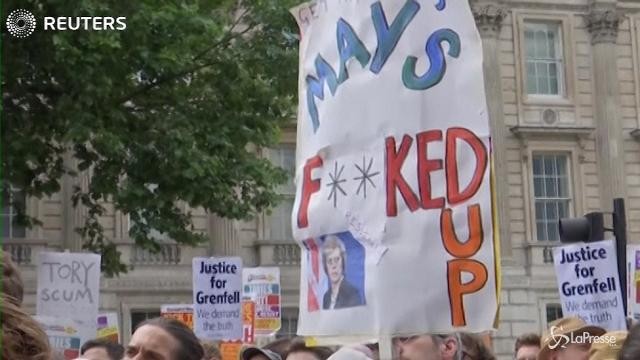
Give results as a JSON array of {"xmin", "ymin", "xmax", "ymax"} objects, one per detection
[{"xmin": 613, "ymin": 198, "xmax": 628, "ymax": 318}]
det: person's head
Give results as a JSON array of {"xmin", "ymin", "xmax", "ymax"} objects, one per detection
[
  {"xmin": 588, "ymin": 330, "xmax": 626, "ymax": 360},
  {"xmin": 240, "ymin": 346, "xmax": 282, "ymax": 360},
  {"xmin": 1, "ymin": 293, "xmax": 51, "ymax": 360},
  {"xmin": 539, "ymin": 317, "xmax": 605, "ymax": 360},
  {"xmin": 322, "ymin": 236, "xmax": 346, "ymax": 284},
  {"xmin": 263, "ymin": 338, "xmax": 293, "ymax": 358},
  {"xmin": 514, "ymin": 333, "xmax": 540, "ymax": 360},
  {"xmin": 395, "ymin": 332, "xmax": 495, "ymax": 360},
  {"xmin": 201, "ymin": 341, "xmax": 221, "ymax": 360},
  {"xmin": 2, "ymin": 250, "xmax": 24, "ymax": 305},
  {"xmin": 80, "ymin": 339, "xmax": 124, "ymax": 360},
  {"xmin": 619, "ymin": 324, "xmax": 640, "ymax": 360},
  {"xmin": 285, "ymin": 338, "xmax": 334, "ymax": 360},
  {"xmin": 457, "ymin": 333, "xmax": 495, "ymax": 360},
  {"xmin": 395, "ymin": 334, "xmax": 459, "ymax": 360},
  {"xmin": 125, "ymin": 317, "xmax": 203, "ymax": 360}
]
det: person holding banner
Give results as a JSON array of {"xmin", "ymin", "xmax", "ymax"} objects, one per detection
[
  {"xmin": 321, "ymin": 236, "xmax": 363, "ymax": 310},
  {"xmin": 125, "ymin": 317, "xmax": 203, "ymax": 360}
]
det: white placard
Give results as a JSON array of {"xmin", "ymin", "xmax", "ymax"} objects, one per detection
[
  {"xmin": 242, "ymin": 267, "xmax": 282, "ymax": 335},
  {"xmin": 35, "ymin": 315, "xmax": 94, "ymax": 360},
  {"xmin": 36, "ymin": 252, "xmax": 101, "ymax": 332},
  {"xmin": 627, "ymin": 245, "xmax": 640, "ymax": 321},
  {"xmin": 291, "ymin": 0, "xmax": 498, "ymax": 336},
  {"xmin": 192, "ymin": 257, "xmax": 243, "ymax": 340},
  {"xmin": 553, "ymin": 240, "xmax": 626, "ymax": 330}
]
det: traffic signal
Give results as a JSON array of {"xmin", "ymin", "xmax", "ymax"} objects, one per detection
[{"xmin": 558, "ymin": 212, "xmax": 605, "ymax": 243}]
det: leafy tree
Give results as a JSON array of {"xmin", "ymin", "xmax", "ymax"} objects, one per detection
[{"xmin": 2, "ymin": 0, "xmax": 301, "ymax": 275}]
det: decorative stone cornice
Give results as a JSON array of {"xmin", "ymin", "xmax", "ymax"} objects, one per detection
[
  {"xmin": 585, "ymin": 10, "xmax": 623, "ymax": 44},
  {"xmin": 472, "ymin": 5, "xmax": 506, "ymax": 39}
]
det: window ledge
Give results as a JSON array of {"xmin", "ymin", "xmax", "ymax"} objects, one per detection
[
  {"xmin": 631, "ymin": 129, "xmax": 640, "ymax": 141},
  {"xmin": 522, "ymin": 96, "xmax": 574, "ymax": 108},
  {"xmin": 510, "ymin": 125, "xmax": 594, "ymax": 139},
  {"xmin": 526, "ymin": 241, "xmax": 561, "ymax": 264}
]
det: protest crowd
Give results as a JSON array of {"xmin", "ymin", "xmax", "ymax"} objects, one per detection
[
  {"xmin": 4, "ymin": 0, "xmax": 640, "ymax": 359},
  {"xmin": 3, "ymin": 250, "xmax": 640, "ymax": 360}
]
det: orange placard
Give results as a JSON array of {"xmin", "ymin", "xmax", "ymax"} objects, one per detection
[
  {"xmin": 163, "ymin": 312, "xmax": 194, "ymax": 329},
  {"xmin": 243, "ymin": 301, "xmax": 256, "ymax": 344},
  {"xmin": 161, "ymin": 305, "xmax": 194, "ymax": 330},
  {"xmin": 220, "ymin": 341, "xmax": 243, "ymax": 360}
]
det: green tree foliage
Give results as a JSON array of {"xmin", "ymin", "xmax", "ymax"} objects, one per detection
[{"xmin": 2, "ymin": 0, "xmax": 301, "ymax": 275}]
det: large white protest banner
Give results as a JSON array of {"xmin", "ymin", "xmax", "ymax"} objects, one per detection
[
  {"xmin": 291, "ymin": 0, "xmax": 498, "ymax": 336},
  {"xmin": 193, "ymin": 257, "xmax": 243, "ymax": 340},
  {"xmin": 37, "ymin": 252, "xmax": 101, "ymax": 332},
  {"xmin": 242, "ymin": 267, "xmax": 282, "ymax": 335},
  {"xmin": 553, "ymin": 240, "xmax": 626, "ymax": 330},
  {"xmin": 627, "ymin": 245, "xmax": 640, "ymax": 320}
]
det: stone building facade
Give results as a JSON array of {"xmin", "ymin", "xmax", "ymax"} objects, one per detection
[{"xmin": 2, "ymin": 0, "xmax": 640, "ymax": 359}]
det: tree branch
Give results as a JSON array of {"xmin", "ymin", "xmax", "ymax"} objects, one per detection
[
  {"xmin": 115, "ymin": 22, "xmax": 258, "ymax": 106},
  {"xmin": 193, "ymin": 7, "xmax": 251, "ymax": 61}
]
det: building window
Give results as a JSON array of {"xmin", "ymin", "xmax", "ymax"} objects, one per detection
[
  {"xmin": 2, "ymin": 188, "xmax": 26, "ymax": 238},
  {"xmin": 130, "ymin": 310, "xmax": 161, "ymax": 334},
  {"xmin": 524, "ymin": 21, "xmax": 565, "ymax": 96},
  {"xmin": 265, "ymin": 146, "xmax": 295, "ymax": 242},
  {"xmin": 546, "ymin": 303, "xmax": 563, "ymax": 324},
  {"xmin": 533, "ymin": 154, "xmax": 571, "ymax": 241}
]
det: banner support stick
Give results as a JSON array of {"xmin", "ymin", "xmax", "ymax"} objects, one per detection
[{"xmin": 379, "ymin": 336, "xmax": 394, "ymax": 360}]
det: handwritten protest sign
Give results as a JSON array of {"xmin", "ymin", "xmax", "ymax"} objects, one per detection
[
  {"xmin": 291, "ymin": 0, "xmax": 497, "ymax": 336},
  {"xmin": 97, "ymin": 313, "xmax": 120, "ymax": 343},
  {"xmin": 193, "ymin": 257, "xmax": 243, "ymax": 340},
  {"xmin": 242, "ymin": 267, "xmax": 281, "ymax": 335},
  {"xmin": 554, "ymin": 240, "xmax": 626, "ymax": 330},
  {"xmin": 35, "ymin": 315, "xmax": 94, "ymax": 360},
  {"xmin": 161, "ymin": 304, "xmax": 194, "ymax": 329},
  {"xmin": 37, "ymin": 252, "xmax": 101, "ymax": 331},
  {"xmin": 626, "ymin": 245, "xmax": 640, "ymax": 320}
]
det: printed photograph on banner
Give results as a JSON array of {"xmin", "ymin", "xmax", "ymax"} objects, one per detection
[{"xmin": 304, "ymin": 231, "xmax": 365, "ymax": 311}]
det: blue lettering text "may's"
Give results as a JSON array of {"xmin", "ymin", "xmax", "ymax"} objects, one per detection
[{"xmin": 305, "ymin": 0, "xmax": 461, "ymax": 132}]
